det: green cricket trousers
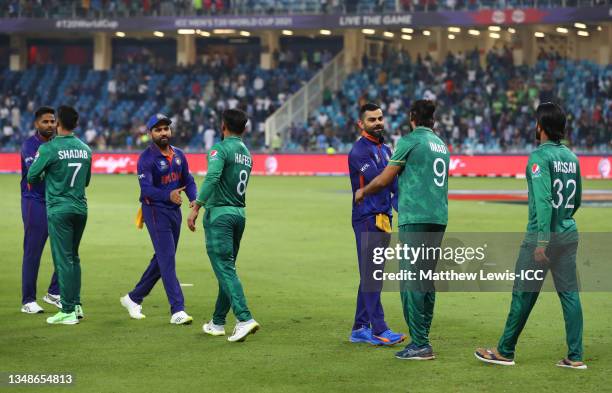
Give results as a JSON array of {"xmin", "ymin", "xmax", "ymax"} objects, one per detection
[
  {"xmin": 399, "ymin": 223, "xmax": 447, "ymax": 347},
  {"xmin": 498, "ymin": 239, "xmax": 583, "ymax": 361},
  {"xmin": 204, "ymin": 209, "xmax": 252, "ymax": 325},
  {"xmin": 47, "ymin": 212, "xmax": 87, "ymax": 314}
]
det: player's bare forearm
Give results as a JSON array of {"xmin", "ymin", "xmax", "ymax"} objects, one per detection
[{"xmin": 362, "ymin": 165, "xmax": 401, "ymax": 196}]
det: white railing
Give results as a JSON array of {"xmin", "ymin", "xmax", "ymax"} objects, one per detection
[{"xmin": 264, "ymin": 51, "xmax": 347, "ymax": 146}]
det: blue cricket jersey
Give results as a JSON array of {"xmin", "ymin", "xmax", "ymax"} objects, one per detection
[
  {"xmin": 348, "ymin": 133, "xmax": 398, "ymax": 223},
  {"xmin": 137, "ymin": 144, "xmax": 197, "ymax": 209},
  {"xmin": 20, "ymin": 133, "xmax": 47, "ymax": 203}
]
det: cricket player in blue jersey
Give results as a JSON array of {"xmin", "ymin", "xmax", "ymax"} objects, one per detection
[
  {"xmin": 348, "ymin": 103, "xmax": 405, "ymax": 346},
  {"xmin": 120, "ymin": 114, "xmax": 197, "ymax": 325},
  {"xmin": 20, "ymin": 106, "xmax": 60, "ymax": 314}
]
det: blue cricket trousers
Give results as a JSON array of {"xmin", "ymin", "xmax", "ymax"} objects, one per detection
[
  {"xmin": 21, "ymin": 197, "xmax": 59, "ymax": 304},
  {"xmin": 352, "ymin": 215, "xmax": 390, "ymax": 335},
  {"xmin": 129, "ymin": 204, "xmax": 185, "ymax": 314}
]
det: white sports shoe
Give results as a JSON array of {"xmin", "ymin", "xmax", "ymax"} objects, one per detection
[
  {"xmin": 170, "ymin": 311, "xmax": 193, "ymax": 325},
  {"xmin": 203, "ymin": 320, "xmax": 225, "ymax": 336},
  {"xmin": 120, "ymin": 295, "xmax": 146, "ymax": 320},
  {"xmin": 228, "ymin": 319, "xmax": 260, "ymax": 342},
  {"xmin": 21, "ymin": 302, "xmax": 44, "ymax": 314},
  {"xmin": 43, "ymin": 293, "xmax": 62, "ymax": 309}
]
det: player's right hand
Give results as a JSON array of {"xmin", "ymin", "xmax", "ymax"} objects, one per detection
[
  {"xmin": 533, "ymin": 246, "xmax": 550, "ymax": 265},
  {"xmin": 354, "ymin": 188, "xmax": 365, "ymax": 204},
  {"xmin": 187, "ymin": 209, "xmax": 199, "ymax": 232},
  {"xmin": 170, "ymin": 186, "xmax": 185, "ymax": 205}
]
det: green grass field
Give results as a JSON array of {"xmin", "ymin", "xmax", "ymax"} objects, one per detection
[{"xmin": 1, "ymin": 174, "xmax": 611, "ymax": 392}]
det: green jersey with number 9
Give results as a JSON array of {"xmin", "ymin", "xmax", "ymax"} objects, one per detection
[
  {"xmin": 26, "ymin": 134, "xmax": 92, "ymax": 215},
  {"xmin": 196, "ymin": 136, "xmax": 252, "ymax": 211},
  {"xmin": 388, "ymin": 127, "xmax": 449, "ymax": 226},
  {"xmin": 526, "ymin": 141, "xmax": 581, "ymax": 245}
]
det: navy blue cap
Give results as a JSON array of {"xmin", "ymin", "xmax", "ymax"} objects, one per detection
[{"xmin": 146, "ymin": 113, "xmax": 172, "ymax": 130}]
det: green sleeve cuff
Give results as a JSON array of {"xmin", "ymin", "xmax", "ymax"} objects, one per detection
[
  {"xmin": 388, "ymin": 160, "xmax": 405, "ymax": 167},
  {"xmin": 537, "ymin": 232, "xmax": 550, "ymax": 245}
]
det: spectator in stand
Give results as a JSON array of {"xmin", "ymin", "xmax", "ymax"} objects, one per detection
[
  {"xmin": 303, "ymin": 48, "xmax": 610, "ymax": 154},
  {"xmin": 0, "ymin": 47, "xmax": 331, "ymax": 151}
]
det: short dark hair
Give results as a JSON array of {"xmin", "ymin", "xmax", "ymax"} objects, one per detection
[
  {"xmin": 57, "ymin": 105, "xmax": 79, "ymax": 131},
  {"xmin": 359, "ymin": 103, "xmax": 381, "ymax": 119},
  {"xmin": 34, "ymin": 106, "xmax": 55, "ymax": 120},
  {"xmin": 410, "ymin": 100, "xmax": 436, "ymax": 128},
  {"xmin": 222, "ymin": 109, "xmax": 248, "ymax": 134},
  {"xmin": 536, "ymin": 102, "xmax": 566, "ymax": 142}
]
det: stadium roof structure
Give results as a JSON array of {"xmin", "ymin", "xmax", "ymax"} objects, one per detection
[{"xmin": 0, "ymin": 6, "xmax": 610, "ymax": 33}]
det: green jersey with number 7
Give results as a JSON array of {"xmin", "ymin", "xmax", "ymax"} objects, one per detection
[
  {"xmin": 388, "ymin": 126, "xmax": 450, "ymax": 226},
  {"xmin": 27, "ymin": 134, "xmax": 92, "ymax": 216},
  {"xmin": 196, "ymin": 136, "xmax": 252, "ymax": 211},
  {"xmin": 526, "ymin": 141, "xmax": 581, "ymax": 245}
]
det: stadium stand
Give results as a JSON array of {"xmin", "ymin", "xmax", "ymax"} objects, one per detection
[
  {"xmin": 0, "ymin": 0, "xmax": 607, "ymax": 17},
  {"xmin": 0, "ymin": 49, "xmax": 334, "ymax": 151},
  {"xmin": 0, "ymin": 47, "xmax": 608, "ymax": 153},
  {"xmin": 297, "ymin": 48, "xmax": 610, "ymax": 154}
]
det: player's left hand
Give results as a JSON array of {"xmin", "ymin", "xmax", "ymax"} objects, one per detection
[
  {"xmin": 355, "ymin": 188, "xmax": 365, "ymax": 204},
  {"xmin": 533, "ymin": 246, "xmax": 549, "ymax": 264},
  {"xmin": 189, "ymin": 200, "xmax": 196, "ymax": 209}
]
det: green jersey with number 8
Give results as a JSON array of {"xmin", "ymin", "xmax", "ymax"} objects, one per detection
[
  {"xmin": 196, "ymin": 136, "xmax": 252, "ymax": 212},
  {"xmin": 526, "ymin": 141, "xmax": 581, "ymax": 245},
  {"xmin": 388, "ymin": 127, "xmax": 450, "ymax": 226},
  {"xmin": 26, "ymin": 134, "xmax": 92, "ymax": 216}
]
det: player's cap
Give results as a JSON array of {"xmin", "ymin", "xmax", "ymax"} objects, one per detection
[{"xmin": 146, "ymin": 113, "xmax": 172, "ymax": 130}]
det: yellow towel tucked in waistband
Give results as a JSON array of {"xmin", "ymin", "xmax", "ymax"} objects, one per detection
[
  {"xmin": 135, "ymin": 206, "xmax": 144, "ymax": 229},
  {"xmin": 375, "ymin": 214, "xmax": 391, "ymax": 233}
]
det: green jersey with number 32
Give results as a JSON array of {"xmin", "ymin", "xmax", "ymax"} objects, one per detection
[
  {"xmin": 197, "ymin": 136, "xmax": 252, "ymax": 211},
  {"xmin": 526, "ymin": 141, "xmax": 581, "ymax": 245},
  {"xmin": 388, "ymin": 127, "xmax": 450, "ymax": 226},
  {"xmin": 26, "ymin": 134, "xmax": 92, "ymax": 215}
]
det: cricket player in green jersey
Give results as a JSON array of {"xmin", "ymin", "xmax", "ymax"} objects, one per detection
[
  {"xmin": 476, "ymin": 102, "xmax": 586, "ymax": 369},
  {"xmin": 27, "ymin": 106, "xmax": 92, "ymax": 325},
  {"xmin": 187, "ymin": 109, "xmax": 260, "ymax": 342},
  {"xmin": 355, "ymin": 100, "xmax": 449, "ymax": 360}
]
